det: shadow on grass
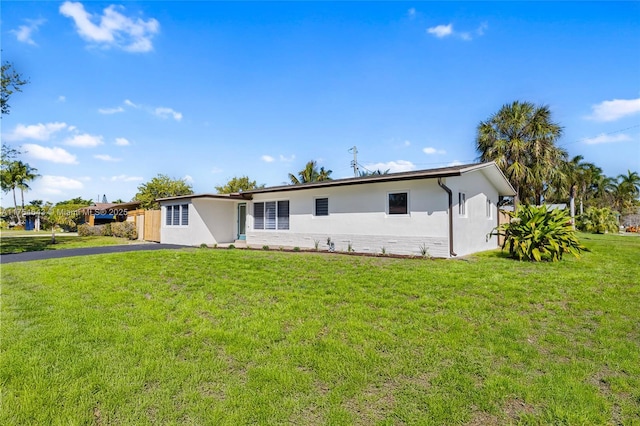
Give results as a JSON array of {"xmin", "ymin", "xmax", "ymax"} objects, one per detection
[{"xmin": 1, "ymin": 236, "xmax": 75, "ymax": 255}]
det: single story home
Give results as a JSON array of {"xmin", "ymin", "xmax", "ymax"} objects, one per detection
[{"xmin": 157, "ymin": 162, "xmax": 516, "ymax": 258}]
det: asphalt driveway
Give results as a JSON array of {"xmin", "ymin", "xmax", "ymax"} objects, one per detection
[{"xmin": 0, "ymin": 243, "xmax": 188, "ymax": 264}]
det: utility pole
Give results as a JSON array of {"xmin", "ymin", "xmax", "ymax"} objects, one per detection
[{"xmin": 348, "ymin": 146, "xmax": 359, "ymax": 177}]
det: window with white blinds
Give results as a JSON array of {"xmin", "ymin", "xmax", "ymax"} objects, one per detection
[{"xmin": 254, "ymin": 200, "xmax": 289, "ymax": 230}]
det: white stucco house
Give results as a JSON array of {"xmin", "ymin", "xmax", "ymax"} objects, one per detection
[{"xmin": 157, "ymin": 162, "xmax": 516, "ymax": 258}]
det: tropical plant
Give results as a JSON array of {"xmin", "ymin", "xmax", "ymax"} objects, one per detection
[
  {"xmin": 577, "ymin": 207, "xmax": 619, "ymax": 234},
  {"xmin": 491, "ymin": 205, "xmax": 586, "ymax": 262},
  {"xmin": 288, "ymin": 160, "xmax": 332, "ymax": 184},
  {"xmin": 614, "ymin": 170, "xmax": 640, "ymax": 214},
  {"xmin": 476, "ymin": 101, "xmax": 565, "ymax": 208}
]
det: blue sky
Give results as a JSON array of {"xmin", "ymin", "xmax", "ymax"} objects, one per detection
[{"xmin": 2, "ymin": 1, "xmax": 639, "ymax": 205}]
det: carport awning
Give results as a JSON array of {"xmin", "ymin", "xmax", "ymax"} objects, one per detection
[{"xmin": 94, "ymin": 214, "xmax": 117, "ymax": 220}]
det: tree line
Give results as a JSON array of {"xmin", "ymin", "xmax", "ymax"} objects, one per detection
[{"xmin": 2, "ymin": 59, "xmax": 637, "ymax": 226}]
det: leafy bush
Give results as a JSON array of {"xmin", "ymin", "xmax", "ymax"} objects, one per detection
[
  {"xmin": 103, "ymin": 223, "xmax": 112, "ymax": 237},
  {"xmin": 77, "ymin": 224, "xmax": 104, "ymax": 237},
  {"xmin": 491, "ymin": 205, "xmax": 587, "ymax": 262},
  {"xmin": 577, "ymin": 207, "xmax": 619, "ymax": 234},
  {"xmin": 111, "ymin": 222, "xmax": 137, "ymax": 240}
]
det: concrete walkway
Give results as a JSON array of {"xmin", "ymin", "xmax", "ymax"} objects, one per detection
[{"xmin": 0, "ymin": 243, "xmax": 188, "ymax": 264}]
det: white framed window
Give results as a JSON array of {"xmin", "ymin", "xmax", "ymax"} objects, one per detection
[
  {"xmin": 166, "ymin": 204, "xmax": 189, "ymax": 226},
  {"xmin": 254, "ymin": 200, "xmax": 289, "ymax": 230},
  {"xmin": 315, "ymin": 197, "xmax": 329, "ymax": 216},
  {"xmin": 388, "ymin": 192, "xmax": 408, "ymax": 215},
  {"xmin": 458, "ymin": 192, "xmax": 466, "ymax": 216}
]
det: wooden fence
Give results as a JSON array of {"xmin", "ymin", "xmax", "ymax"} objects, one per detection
[{"xmin": 128, "ymin": 209, "xmax": 161, "ymax": 242}]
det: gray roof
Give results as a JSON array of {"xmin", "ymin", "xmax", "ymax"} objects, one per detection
[{"xmin": 157, "ymin": 161, "xmax": 516, "ymax": 202}]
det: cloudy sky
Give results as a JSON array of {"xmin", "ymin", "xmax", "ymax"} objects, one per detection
[{"xmin": 2, "ymin": 1, "xmax": 639, "ymax": 205}]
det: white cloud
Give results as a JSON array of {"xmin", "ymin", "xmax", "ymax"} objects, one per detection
[
  {"xmin": 427, "ymin": 22, "xmax": 487, "ymax": 41},
  {"xmin": 154, "ymin": 107, "xmax": 182, "ymax": 121},
  {"xmin": 3, "ymin": 122, "xmax": 67, "ymax": 141},
  {"xmin": 211, "ymin": 167, "xmax": 223, "ymax": 174},
  {"xmin": 364, "ymin": 160, "xmax": 416, "ymax": 173},
  {"xmin": 94, "ymin": 154, "xmax": 121, "ymax": 161},
  {"xmin": 110, "ymin": 175, "xmax": 143, "ymax": 182},
  {"xmin": 279, "ymin": 154, "xmax": 296, "ymax": 162},
  {"xmin": 183, "ymin": 175, "xmax": 194, "ymax": 183},
  {"xmin": 448, "ymin": 160, "xmax": 464, "ymax": 167},
  {"xmin": 98, "ymin": 106, "xmax": 124, "ymax": 114},
  {"xmin": 39, "ymin": 175, "xmax": 84, "ymax": 195},
  {"xmin": 407, "ymin": 8, "xmax": 416, "ymax": 18},
  {"xmin": 22, "ymin": 144, "xmax": 78, "ymax": 164},
  {"xmin": 404, "ymin": 140, "xmax": 411, "ymax": 147},
  {"xmin": 586, "ymin": 98, "xmax": 640, "ymax": 122},
  {"xmin": 261, "ymin": 155, "xmax": 275, "ymax": 163},
  {"xmin": 427, "ymin": 24, "xmax": 453, "ymax": 38},
  {"xmin": 11, "ymin": 18, "xmax": 46, "ymax": 46},
  {"xmin": 58, "ymin": 95, "xmax": 66, "ymax": 102},
  {"xmin": 65, "ymin": 133, "xmax": 104, "ymax": 147},
  {"xmin": 583, "ymin": 133, "xmax": 632, "ymax": 145},
  {"xmin": 115, "ymin": 137, "xmax": 130, "ymax": 146},
  {"xmin": 124, "ymin": 99, "xmax": 139, "ymax": 108},
  {"xmin": 59, "ymin": 1, "xmax": 159, "ymax": 52},
  {"xmin": 423, "ymin": 147, "xmax": 446, "ymax": 155}
]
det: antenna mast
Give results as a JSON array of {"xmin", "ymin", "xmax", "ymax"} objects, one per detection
[{"xmin": 348, "ymin": 146, "xmax": 359, "ymax": 177}]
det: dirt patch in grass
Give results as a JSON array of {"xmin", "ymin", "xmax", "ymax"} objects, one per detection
[
  {"xmin": 344, "ymin": 379, "xmax": 398, "ymax": 425},
  {"xmin": 503, "ymin": 398, "xmax": 536, "ymax": 421}
]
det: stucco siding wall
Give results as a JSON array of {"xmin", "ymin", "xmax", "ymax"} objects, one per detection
[
  {"xmin": 446, "ymin": 172, "xmax": 500, "ymax": 257},
  {"xmin": 246, "ymin": 180, "xmax": 451, "ymax": 257},
  {"xmin": 161, "ymin": 199, "xmax": 235, "ymax": 246}
]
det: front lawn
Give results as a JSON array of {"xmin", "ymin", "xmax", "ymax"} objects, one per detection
[
  {"xmin": 1, "ymin": 233, "xmax": 638, "ymax": 424},
  {"xmin": 0, "ymin": 235, "xmax": 135, "ymax": 255}
]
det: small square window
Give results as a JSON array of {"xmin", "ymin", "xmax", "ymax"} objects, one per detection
[
  {"xmin": 388, "ymin": 192, "xmax": 408, "ymax": 215},
  {"xmin": 315, "ymin": 198, "xmax": 329, "ymax": 216}
]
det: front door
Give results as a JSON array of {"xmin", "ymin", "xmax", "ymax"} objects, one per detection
[{"xmin": 237, "ymin": 203, "xmax": 247, "ymax": 240}]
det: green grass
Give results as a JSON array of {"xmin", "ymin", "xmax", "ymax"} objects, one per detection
[
  {"xmin": 1, "ymin": 233, "xmax": 638, "ymax": 424},
  {"xmin": 0, "ymin": 235, "xmax": 134, "ymax": 254}
]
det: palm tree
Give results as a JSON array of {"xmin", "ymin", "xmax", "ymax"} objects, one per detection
[
  {"xmin": 617, "ymin": 170, "xmax": 640, "ymax": 199},
  {"xmin": 1, "ymin": 161, "xmax": 22, "ymax": 224},
  {"xmin": 14, "ymin": 161, "xmax": 39, "ymax": 212},
  {"xmin": 476, "ymin": 101, "xmax": 564, "ymax": 209},
  {"xmin": 289, "ymin": 160, "xmax": 332, "ymax": 184},
  {"xmin": 561, "ymin": 155, "xmax": 596, "ymax": 228}
]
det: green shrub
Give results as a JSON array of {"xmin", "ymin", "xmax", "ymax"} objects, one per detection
[
  {"xmin": 111, "ymin": 222, "xmax": 137, "ymax": 240},
  {"xmin": 77, "ymin": 224, "xmax": 104, "ymax": 237},
  {"xmin": 228, "ymin": 244, "xmax": 235, "ymax": 249},
  {"xmin": 102, "ymin": 223, "xmax": 113, "ymax": 237},
  {"xmin": 491, "ymin": 205, "xmax": 586, "ymax": 262},
  {"xmin": 199, "ymin": 243, "xmax": 208, "ymax": 249},
  {"xmin": 577, "ymin": 207, "xmax": 619, "ymax": 234},
  {"xmin": 262, "ymin": 245, "xmax": 270, "ymax": 250},
  {"xmin": 293, "ymin": 246, "xmax": 300, "ymax": 252}
]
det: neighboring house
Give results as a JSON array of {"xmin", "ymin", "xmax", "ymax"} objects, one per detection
[
  {"xmin": 80, "ymin": 201, "xmax": 141, "ymax": 226},
  {"xmin": 157, "ymin": 162, "xmax": 516, "ymax": 258}
]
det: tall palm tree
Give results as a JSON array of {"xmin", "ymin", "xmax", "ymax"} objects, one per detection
[
  {"xmin": 0, "ymin": 161, "xmax": 22, "ymax": 224},
  {"xmin": 561, "ymin": 155, "xmax": 596, "ymax": 227},
  {"xmin": 617, "ymin": 170, "xmax": 640, "ymax": 198},
  {"xmin": 289, "ymin": 160, "xmax": 332, "ymax": 184},
  {"xmin": 14, "ymin": 161, "xmax": 39, "ymax": 212},
  {"xmin": 614, "ymin": 170, "xmax": 640, "ymax": 214},
  {"xmin": 476, "ymin": 101, "xmax": 564, "ymax": 209}
]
